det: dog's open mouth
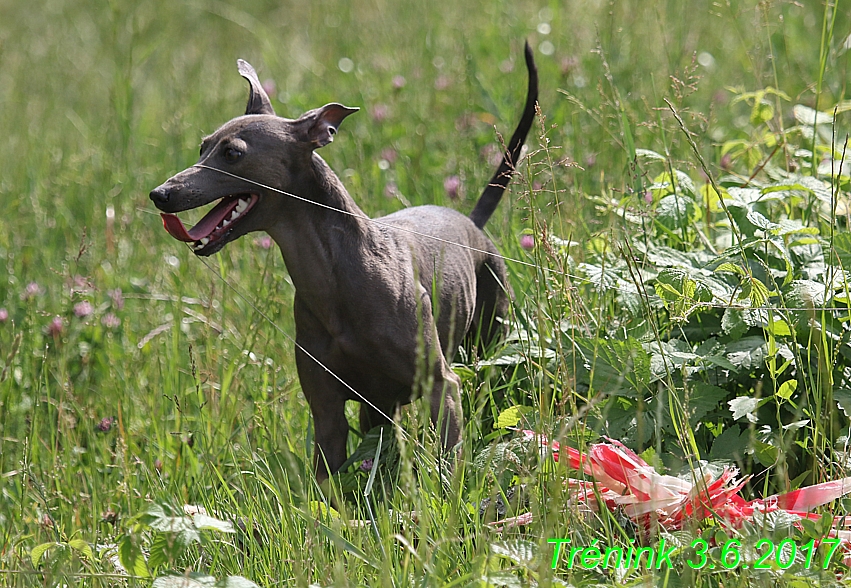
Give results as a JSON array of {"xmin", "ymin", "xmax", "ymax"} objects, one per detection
[{"xmin": 160, "ymin": 194, "xmax": 259, "ymax": 253}]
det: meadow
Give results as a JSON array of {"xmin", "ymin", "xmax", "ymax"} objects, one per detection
[{"xmin": 1, "ymin": 0, "xmax": 850, "ymax": 585}]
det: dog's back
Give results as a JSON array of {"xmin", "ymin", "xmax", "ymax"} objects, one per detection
[{"xmin": 379, "ymin": 42, "xmax": 537, "ymax": 357}]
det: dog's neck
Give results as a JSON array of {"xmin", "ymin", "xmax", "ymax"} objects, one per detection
[{"xmin": 264, "ymin": 153, "xmax": 373, "ymax": 313}]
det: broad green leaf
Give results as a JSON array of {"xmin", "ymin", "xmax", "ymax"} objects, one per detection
[
  {"xmin": 776, "ymin": 219, "xmax": 819, "ymax": 236},
  {"xmin": 153, "ymin": 575, "xmax": 216, "ymax": 588},
  {"xmin": 647, "ymin": 246, "xmax": 706, "ymax": 269},
  {"xmin": 148, "ymin": 534, "xmax": 181, "ymax": 570},
  {"xmin": 752, "ymin": 439, "xmax": 779, "ymax": 467},
  {"xmin": 750, "ymin": 100, "xmax": 774, "ymax": 125},
  {"xmin": 763, "ymin": 176, "xmax": 831, "ymax": 203},
  {"xmin": 490, "ymin": 539, "xmax": 538, "ymax": 566},
  {"xmin": 832, "ymin": 232, "xmax": 851, "ymax": 270},
  {"xmin": 496, "ymin": 406, "xmax": 522, "ymax": 429},
  {"xmin": 729, "ymin": 396, "xmax": 760, "ymax": 423},
  {"xmin": 746, "ymin": 210, "xmax": 779, "ymax": 232},
  {"xmin": 725, "ymin": 336, "xmax": 769, "ymax": 371},
  {"xmin": 483, "ymin": 572, "xmax": 524, "ymax": 588},
  {"xmin": 307, "ymin": 501, "xmax": 339, "ymax": 519},
  {"xmin": 715, "ymin": 262, "xmax": 746, "ymax": 276},
  {"xmin": 727, "ymin": 186, "xmax": 762, "ymax": 204},
  {"xmin": 30, "ymin": 542, "xmax": 57, "ymax": 567},
  {"xmin": 776, "ymin": 379, "xmax": 798, "ymax": 401},
  {"xmin": 835, "ymin": 389, "xmax": 851, "ymax": 418},
  {"xmin": 721, "ymin": 308, "xmax": 748, "ymax": 340},
  {"xmin": 635, "ymin": 148, "xmax": 666, "ymax": 161},
  {"xmin": 656, "ymin": 194, "xmax": 697, "ymax": 231},
  {"xmin": 674, "ymin": 170, "xmax": 697, "ymax": 197},
  {"xmin": 709, "ymin": 426, "xmax": 748, "ymax": 461},
  {"xmin": 687, "ymin": 383, "xmax": 729, "ymax": 426},
  {"xmin": 740, "ymin": 276, "xmax": 770, "ymax": 307},
  {"xmin": 766, "ymin": 319, "xmax": 792, "ymax": 337},
  {"xmin": 192, "ymin": 514, "xmax": 234, "ymax": 534},
  {"xmin": 118, "ymin": 535, "xmax": 150, "ymax": 578},
  {"xmin": 787, "ymin": 236, "xmax": 820, "ymax": 247},
  {"xmin": 655, "ymin": 268, "xmax": 713, "ymax": 302},
  {"xmin": 215, "ymin": 577, "xmax": 261, "ymax": 588},
  {"xmin": 700, "ymin": 183, "xmax": 728, "ymax": 212},
  {"xmin": 67, "ymin": 538, "xmax": 93, "ymax": 561},
  {"xmin": 787, "ymin": 279, "xmax": 827, "ymax": 308},
  {"xmin": 792, "ymin": 104, "xmax": 834, "ymax": 126}
]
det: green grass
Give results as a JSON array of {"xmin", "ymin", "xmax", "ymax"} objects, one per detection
[{"xmin": 2, "ymin": 0, "xmax": 851, "ymax": 586}]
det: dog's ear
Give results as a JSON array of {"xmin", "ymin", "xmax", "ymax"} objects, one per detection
[
  {"xmin": 237, "ymin": 59, "xmax": 276, "ymax": 116},
  {"xmin": 297, "ymin": 103, "xmax": 359, "ymax": 149}
]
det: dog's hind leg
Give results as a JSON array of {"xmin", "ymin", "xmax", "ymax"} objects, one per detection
[
  {"xmin": 429, "ymin": 358, "xmax": 464, "ymax": 457},
  {"xmin": 468, "ymin": 254, "xmax": 510, "ymax": 352}
]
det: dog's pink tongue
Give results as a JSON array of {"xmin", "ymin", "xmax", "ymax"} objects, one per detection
[
  {"xmin": 160, "ymin": 198, "xmax": 238, "ymax": 243},
  {"xmin": 161, "ymin": 213, "xmax": 195, "ymax": 242}
]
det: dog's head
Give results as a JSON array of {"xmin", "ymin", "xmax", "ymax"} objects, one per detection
[{"xmin": 150, "ymin": 60, "xmax": 357, "ymax": 256}]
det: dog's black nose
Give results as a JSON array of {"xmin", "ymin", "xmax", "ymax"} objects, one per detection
[{"xmin": 149, "ymin": 185, "xmax": 170, "ymax": 205}]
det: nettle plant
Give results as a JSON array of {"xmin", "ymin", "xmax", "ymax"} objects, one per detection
[{"xmin": 501, "ymin": 91, "xmax": 851, "ymax": 489}]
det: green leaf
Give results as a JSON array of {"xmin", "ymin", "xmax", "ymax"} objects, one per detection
[
  {"xmin": 215, "ymin": 577, "xmax": 262, "ymax": 588},
  {"xmin": 776, "ymin": 379, "xmax": 798, "ymax": 401},
  {"xmin": 483, "ymin": 572, "xmax": 524, "ymax": 588},
  {"xmin": 495, "ymin": 406, "xmax": 523, "ymax": 429},
  {"xmin": 153, "ymin": 574, "xmax": 217, "ymax": 588},
  {"xmin": 709, "ymin": 426, "xmax": 749, "ymax": 461},
  {"xmin": 656, "ymin": 269, "xmax": 714, "ymax": 302},
  {"xmin": 674, "ymin": 170, "xmax": 697, "ymax": 197},
  {"xmin": 656, "ymin": 194, "xmax": 697, "ymax": 231},
  {"xmin": 721, "ymin": 308, "xmax": 748, "ymax": 340},
  {"xmin": 67, "ymin": 538, "xmax": 93, "ymax": 561},
  {"xmin": 752, "ymin": 439, "xmax": 779, "ymax": 467},
  {"xmin": 635, "ymin": 148, "xmax": 666, "ymax": 161},
  {"xmin": 766, "ymin": 318, "xmax": 791, "ymax": 337},
  {"xmin": 363, "ymin": 427, "xmax": 383, "ymax": 497},
  {"xmin": 30, "ymin": 542, "xmax": 57, "ymax": 568},
  {"xmin": 746, "ymin": 210, "xmax": 779, "ymax": 232},
  {"xmin": 763, "ymin": 176, "xmax": 832, "ymax": 203},
  {"xmin": 490, "ymin": 539, "xmax": 538, "ymax": 566},
  {"xmin": 750, "ymin": 100, "xmax": 774, "ymax": 125},
  {"xmin": 117, "ymin": 534, "xmax": 150, "ymax": 578},
  {"xmin": 725, "ymin": 336, "xmax": 769, "ymax": 371},
  {"xmin": 688, "ymin": 383, "xmax": 729, "ymax": 425},
  {"xmin": 792, "ymin": 104, "xmax": 834, "ymax": 126},
  {"xmin": 729, "ymin": 396, "xmax": 760, "ymax": 423},
  {"xmin": 787, "ymin": 279, "xmax": 827, "ymax": 308},
  {"xmin": 715, "ymin": 262, "xmax": 747, "ymax": 276},
  {"xmin": 835, "ymin": 389, "xmax": 851, "ymax": 418},
  {"xmin": 782, "ymin": 419, "xmax": 809, "ymax": 431},
  {"xmin": 192, "ymin": 513, "xmax": 235, "ymax": 534},
  {"xmin": 832, "ymin": 233, "xmax": 851, "ymax": 270},
  {"xmin": 740, "ymin": 276, "xmax": 770, "ymax": 307}
]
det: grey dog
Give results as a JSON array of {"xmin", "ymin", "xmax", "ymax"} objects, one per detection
[{"xmin": 150, "ymin": 43, "xmax": 538, "ymax": 481}]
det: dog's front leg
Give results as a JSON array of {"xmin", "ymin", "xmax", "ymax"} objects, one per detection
[
  {"xmin": 293, "ymin": 299, "xmax": 352, "ymax": 482},
  {"xmin": 310, "ymin": 394, "xmax": 349, "ymax": 483},
  {"xmin": 296, "ymin": 345, "xmax": 348, "ymax": 482}
]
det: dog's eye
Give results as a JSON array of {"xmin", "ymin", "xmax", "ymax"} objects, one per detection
[{"xmin": 224, "ymin": 147, "xmax": 243, "ymax": 163}]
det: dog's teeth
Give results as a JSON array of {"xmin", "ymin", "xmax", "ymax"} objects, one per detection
[
  {"xmin": 236, "ymin": 200, "xmax": 248, "ymax": 213},
  {"xmin": 230, "ymin": 210, "xmax": 240, "ymax": 220},
  {"xmin": 222, "ymin": 219, "xmax": 230, "ymax": 227},
  {"xmin": 200, "ymin": 237, "xmax": 209, "ymax": 245}
]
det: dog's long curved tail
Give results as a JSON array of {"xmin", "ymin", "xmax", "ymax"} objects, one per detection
[{"xmin": 469, "ymin": 41, "xmax": 538, "ymax": 229}]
